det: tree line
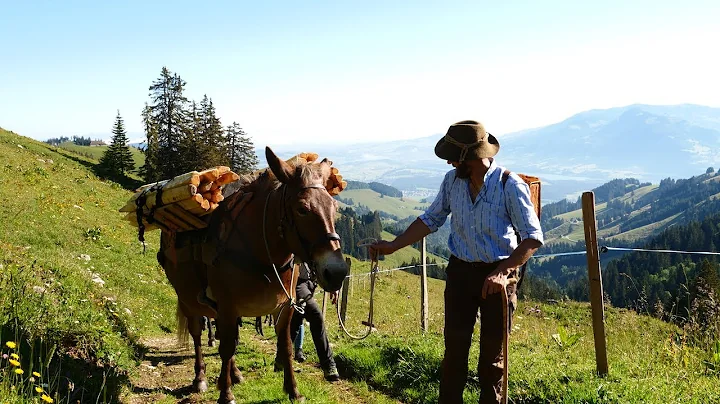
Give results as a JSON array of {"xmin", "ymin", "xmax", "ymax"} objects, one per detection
[{"xmin": 139, "ymin": 66, "xmax": 258, "ymax": 183}]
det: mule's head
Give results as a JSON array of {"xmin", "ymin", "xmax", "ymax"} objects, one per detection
[{"xmin": 266, "ymin": 147, "xmax": 350, "ymax": 292}]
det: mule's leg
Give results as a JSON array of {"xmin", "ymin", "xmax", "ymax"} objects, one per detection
[
  {"xmin": 188, "ymin": 315, "xmax": 209, "ymax": 393},
  {"xmin": 216, "ymin": 314, "xmax": 239, "ymax": 404},
  {"xmin": 276, "ymin": 306, "xmax": 304, "ymax": 402},
  {"xmin": 230, "ymin": 356, "xmax": 244, "ymax": 384}
]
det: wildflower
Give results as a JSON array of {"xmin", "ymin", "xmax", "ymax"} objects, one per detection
[
  {"xmin": 5, "ymin": 341, "xmax": 16, "ymax": 349},
  {"xmin": 10, "ymin": 353, "xmax": 19, "ymax": 360},
  {"xmin": 2, "ymin": 353, "xmax": 7, "ymax": 359},
  {"xmin": 35, "ymin": 386, "xmax": 44, "ymax": 393},
  {"xmin": 9, "ymin": 359, "xmax": 20, "ymax": 367},
  {"xmin": 29, "ymin": 376, "xmax": 35, "ymax": 382},
  {"xmin": 14, "ymin": 368, "xmax": 24, "ymax": 375},
  {"xmin": 33, "ymin": 371, "xmax": 41, "ymax": 378},
  {"xmin": 41, "ymin": 394, "xmax": 54, "ymax": 403}
]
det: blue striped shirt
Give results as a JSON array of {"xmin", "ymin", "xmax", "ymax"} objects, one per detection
[{"xmin": 418, "ymin": 159, "xmax": 544, "ymax": 263}]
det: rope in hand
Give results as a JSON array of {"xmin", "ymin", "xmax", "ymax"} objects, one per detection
[{"xmin": 335, "ymin": 238, "xmax": 379, "ymax": 340}]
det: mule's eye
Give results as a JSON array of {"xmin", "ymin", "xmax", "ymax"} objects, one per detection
[{"xmin": 297, "ymin": 206, "xmax": 310, "ymax": 216}]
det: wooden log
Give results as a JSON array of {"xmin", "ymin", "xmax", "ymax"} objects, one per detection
[
  {"xmin": 162, "ymin": 204, "xmax": 208, "ymax": 229},
  {"xmin": 154, "ymin": 209, "xmax": 192, "ymax": 232},
  {"xmin": 210, "ymin": 189, "xmax": 224, "ymax": 203},
  {"xmin": 334, "ymin": 174, "xmax": 343, "ymax": 184},
  {"xmin": 122, "ymin": 212, "xmax": 169, "ymax": 232},
  {"xmin": 119, "ymin": 184, "xmax": 198, "ymax": 212},
  {"xmin": 198, "ymin": 181, "xmax": 214, "ymax": 193},
  {"xmin": 330, "ymin": 167, "xmax": 339, "ymax": 175},
  {"xmin": 134, "ymin": 171, "xmax": 200, "ymax": 193},
  {"xmin": 177, "ymin": 194, "xmax": 210, "ymax": 211},
  {"xmin": 215, "ymin": 172, "xmax": 241, "ymax": 187},
  {"xmin": 199, "ymin": 168, "xmax": 220, "ymax": 183}
]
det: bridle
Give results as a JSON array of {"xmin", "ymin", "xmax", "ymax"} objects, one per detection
[{"xmin": 262, "ymin": 181, "xmax": 341, "ymax": 314}]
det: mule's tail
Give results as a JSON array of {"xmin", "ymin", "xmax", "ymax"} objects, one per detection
[{"xmin": 176, "ymin": 302, "xmax": 190, "ymax": 348}]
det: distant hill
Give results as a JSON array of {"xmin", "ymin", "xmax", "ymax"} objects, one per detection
[{"xmin": 266, "ymin": 103, "xmax": 720, "ymax": 203}]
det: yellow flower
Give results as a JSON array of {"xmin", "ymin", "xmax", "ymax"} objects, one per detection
[
  {"xmin": 35, "ymin": 386, "xmax": 44, "ymax": 393},
  {"xmin": 10, "ymin": 353, "xmax": 19, "ymax": 360},
  {"xmin": 5, "ymin": 341, "xmax": 17, "ymax": 349},
  {"xmin": 33, "ymin": 371, "xmax": 42, "ymax": 378},
  {"xmin": 14, "ymin": 368, "xmax": 24, "ymax": 375},
  {"xmin": 41, "ymin": 394, "xmax": 54, "ymax": 403},
  {"xmin": 9, "ymin": 359, "xmax": 20, "ymax": 367}
]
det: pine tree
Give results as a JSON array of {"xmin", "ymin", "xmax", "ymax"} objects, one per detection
[
  {"xmin": 226, "ymin": 122, "xmax": 258, "ymax": 174},
  {"xmin": 179, "ymin": 101, "xmax": 204, "ymax": 173},
  {"xmin": 99, "ymin": 110, "xmax": 135, "ymax": 177},
  {"xmin": 198, "ymin": 95, "xmax": 228, "ymax": 169},
  {"xmin": 148, "ymin": 66, "xmax": 189, "ymax": 179},
  {"xmin": 139, "ymin": 103, "xmax": 161, "ymax": 183}
]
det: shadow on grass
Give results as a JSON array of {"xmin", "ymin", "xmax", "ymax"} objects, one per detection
[{"xmin": 51, "ymin": 147, "xmax": 143, "ymax": 191}]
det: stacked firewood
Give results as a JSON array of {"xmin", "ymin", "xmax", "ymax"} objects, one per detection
[
  {"xmin": 119, "ymin": 166, "xmax": 240, "ymax": 232},
  {"xmin": 258, "ymin": 152, "xmax": 348, "ymax": 196},
  {"xmin": 119, "ymin": 153, "xmax": 347, "ymax": 233}
]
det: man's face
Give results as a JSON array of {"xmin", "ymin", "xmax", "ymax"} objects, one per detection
[{"xmin": 448, "ymin": 160, "xmax": 472, "ymax": 179}]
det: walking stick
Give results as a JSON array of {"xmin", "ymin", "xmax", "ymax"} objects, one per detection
[{"xmin": 501, "ymin": 277, "xmax": 518, "ymax": 404}]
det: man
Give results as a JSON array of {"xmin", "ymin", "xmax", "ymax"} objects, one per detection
[
  {"xmin": 370, "ymin": 120, "xmax": 543, "ymax": 403},
  {"xmin": 276, "ymin": 262, "xmax": 341, "ymax": 382}
]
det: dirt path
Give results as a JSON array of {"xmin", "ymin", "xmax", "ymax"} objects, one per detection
[{"xmin": 122, "ymin": 329, "xmax": 399, "ymax": 404}]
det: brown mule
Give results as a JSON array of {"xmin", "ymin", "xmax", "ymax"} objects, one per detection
[{"xmin": 158, "ymin": 147, "xmax": 350, "ymax": 403}]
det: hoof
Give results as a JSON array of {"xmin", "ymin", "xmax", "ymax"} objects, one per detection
[
  {"xmin": 193, "ymin": 379, "xmax": 208, "ymax": 393},
  {"xmin": 290, "ymin": 395, "xmax": 306, "ymax": 403},
  {"xmin": 208, "ymin": 340, "xmax": 216, "ymax": 347},
  {"xmin": 231, "ymin": 371, "xmax": 244, "ymax": 384}
]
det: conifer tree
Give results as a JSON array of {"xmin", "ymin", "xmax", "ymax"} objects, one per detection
[
  {"xmin": 99, "ymin": 110, "xmax": 135, "ymax": 176},
  {"xmin": 226, "ymin": 122, "xmax": 258, "ymax": 174},
  {"xmin": 179, "ymin": 101, "xmax": 204, "ymax": 173},
  {"xmin": 139, "ymin": 103, "xmax": 161, "ymax": 183},
  {"xmin": 148, "ymin": 66, "xmax": 189, "ymax": 179},
  {"xmin": 198, "ymin": 95, "xmax": 228, "ymax": 168}
]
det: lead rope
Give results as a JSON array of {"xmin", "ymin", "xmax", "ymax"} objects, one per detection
[
  {"xmin": 501, "ymin": 277, "xmax": 518, "ymax": 404},
  {"xmin": 262, "ymin": 190, "xmax": 304, "ymax": 316},
  {"xmin": 335, "ymin": 238, "xmax": 379, "ymax": 340}
]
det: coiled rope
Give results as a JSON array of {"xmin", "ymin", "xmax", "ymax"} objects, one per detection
[{"xmin": 336, "ymin": 238, "xmax": 379, "ymax": 340}]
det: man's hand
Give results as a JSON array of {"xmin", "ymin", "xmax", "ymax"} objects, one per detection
[
  {"xmin": 368, "ymin": 240, "xmax": 398, "ymax": 260},
  {"xmin": 482, "ymin": 267, "xmax": 514, "ymax": 299},
  {"xmin": 330, "ymin": 290, "xmax": 339, "ymax": 305}
]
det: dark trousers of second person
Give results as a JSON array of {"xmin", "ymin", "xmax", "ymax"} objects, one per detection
[
  {"xmin": 439, "ymin": 256, "xmax": 517, "ymax": 404},
  {"xmin": 289, "ymin": 279, "xmax": 334, "ymax": 369}
]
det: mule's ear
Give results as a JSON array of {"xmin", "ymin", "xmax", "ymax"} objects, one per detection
[{"xmin": 266, "ymin": 147, "xmax": 294, "ymax": 184}]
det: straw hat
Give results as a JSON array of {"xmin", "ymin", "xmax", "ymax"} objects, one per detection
[{"xmin": 434, "ymin": 120, "xmax": 500, "ymax": 162}]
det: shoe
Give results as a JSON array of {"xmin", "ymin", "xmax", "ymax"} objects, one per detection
[
  {"xmin": 294, "ymin": 349, "xmax": 306, "ymax": 363},
  {"xmin": 323, "ymin": 362, "xmax": 340, "ymax": 382}
]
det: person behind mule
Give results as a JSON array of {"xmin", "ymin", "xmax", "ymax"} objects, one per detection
[
  {"xmin": 370, "ymin": 120, "xmax": 543, "ymax": 403},
  {"xmin": 276, "ymin": 262, "xmax": 340, "ymax": 382}
]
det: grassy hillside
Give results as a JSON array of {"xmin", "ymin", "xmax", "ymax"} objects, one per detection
[
  {"xmin": 1, "ymin": 127, "xmax": 717, "ymax": 403},
  {"xmin": 337, "ymin": 189, "xmax": 427, "ymax": 219},
  {"xmin": 57, "ymin": 142, "xmax": 145, "ymax": 174}
]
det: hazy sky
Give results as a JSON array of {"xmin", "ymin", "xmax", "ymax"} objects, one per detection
[{"xmin": 1, "ymin": 0, "xmax": 719, "ymax": 145}]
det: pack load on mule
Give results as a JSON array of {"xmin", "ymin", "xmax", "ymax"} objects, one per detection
[{"xmin": 118, "ymin": 152, "xmax": 348, "ymax": 235}]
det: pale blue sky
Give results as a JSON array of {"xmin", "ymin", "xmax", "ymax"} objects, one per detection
[{"xmin": 1, "ymin": 0, "xmax": 719, "ymax": 145}]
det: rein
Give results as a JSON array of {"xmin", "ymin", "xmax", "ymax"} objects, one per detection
[{"xmin": 336, "ymin": 238, "xmax": 379, "ymax": 340}]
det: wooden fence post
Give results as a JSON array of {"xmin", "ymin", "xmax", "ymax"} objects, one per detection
[
  {"xmin": 339, "ymin": 257, "xmax": 351, "ymax": 325},
  {"xmin": 420, "ymin": 237, "xmax": 429, "ymax": 332},
  {"xmin": 582, "ymin": 191, "xmax": 609, "ymax": 376}
]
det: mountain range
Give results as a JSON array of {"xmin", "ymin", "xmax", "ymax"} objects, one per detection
[{"xmin": 269, "ymin": 103, "xmax": 720, "ymax": 203}]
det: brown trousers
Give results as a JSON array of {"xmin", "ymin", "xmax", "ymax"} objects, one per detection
[{"xmin": 439, "ymin": 256, "xmax": 517, "ymax": 404}]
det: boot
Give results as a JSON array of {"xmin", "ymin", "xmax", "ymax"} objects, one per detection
[
  {"xmin": 294, "ymin": 348, "xmax": 306, "ymax": 363},
  {"xmin": 323, "ymin": 361, "xmax": 340, "ymax": 382}
]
